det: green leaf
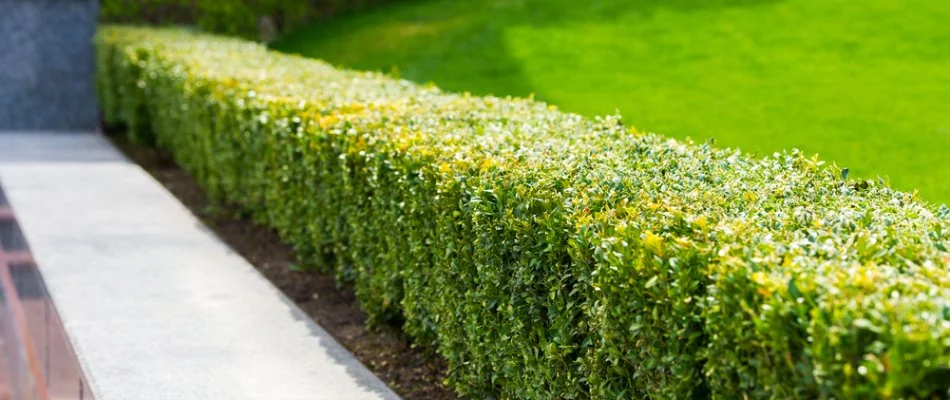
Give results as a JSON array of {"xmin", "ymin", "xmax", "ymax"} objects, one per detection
[{"xmin": 645, "ymin": 276, "xmax": 659, "ymax": 289}]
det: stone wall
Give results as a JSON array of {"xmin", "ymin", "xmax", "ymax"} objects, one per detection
[{"xmin": 0, "ymin": 0, "xmax": 98, "ymax": 130}]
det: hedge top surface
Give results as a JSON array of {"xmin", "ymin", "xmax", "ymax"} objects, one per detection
[{"xmin": 97, "ymin": 25, "xmax": 950, "ymax": 399}]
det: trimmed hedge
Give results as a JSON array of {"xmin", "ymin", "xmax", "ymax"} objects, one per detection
[{"xmin": 96, "ymin": 25, "xmax": 950, "ymax": 399}]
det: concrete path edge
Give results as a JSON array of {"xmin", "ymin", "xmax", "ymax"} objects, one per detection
[{"xmin": 0, "ymin": 131, "xmax": 401, "ymax": 400}]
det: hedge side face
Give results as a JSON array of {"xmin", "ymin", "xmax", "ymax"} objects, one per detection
[{"xmin": 96, "ymin": 26, "xmax": 950, "ymax": 399}]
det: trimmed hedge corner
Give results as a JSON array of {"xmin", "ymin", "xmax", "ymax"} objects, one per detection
[{"xmin": 96, "ymin": 25, "xmax": 950, "ymax": 399}]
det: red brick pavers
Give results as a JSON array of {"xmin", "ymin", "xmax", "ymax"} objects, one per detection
[
  {"xmin": 0, "ymin": 248, "xmax": 49, "ymax": 400},
  {"xmin": 0, "ymin": 203, "xmax": 91, "ymax": 400},
  {"xmin": 22, "ymin": 295, "xmax": 87, "ymax": 399}
]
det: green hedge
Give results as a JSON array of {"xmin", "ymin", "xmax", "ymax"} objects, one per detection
[{"xmin": 95, "ymin": 25, "xmax": 950, "ymax": 399}]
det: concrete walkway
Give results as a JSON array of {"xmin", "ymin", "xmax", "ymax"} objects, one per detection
[{"xmin": 0, "ymin": 132, "xmax": 400, "ymax": 400}]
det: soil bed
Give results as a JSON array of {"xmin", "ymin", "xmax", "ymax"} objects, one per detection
[{"xmin": 107, "ymin": 131, "xmax": 456, "ymax": 400}]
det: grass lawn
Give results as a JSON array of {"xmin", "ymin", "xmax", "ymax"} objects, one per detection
[{"xmin": 273, "ymin": 0, "xmax": 950, "ymax": 203}]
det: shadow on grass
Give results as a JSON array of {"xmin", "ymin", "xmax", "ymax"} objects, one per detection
[
  {"xmin": 271, "ymin": 0, "xmax": 785, "ymax": 100},
  {"xmin": 271, "ymin": 0, "xmax": 535, "ymax": 98}
]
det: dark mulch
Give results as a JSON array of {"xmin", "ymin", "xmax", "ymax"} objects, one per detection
[{"xmin": 107, "ymin": 131, "xmax": 456, "ymax": 400}]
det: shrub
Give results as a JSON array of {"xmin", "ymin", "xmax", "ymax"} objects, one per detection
[{"xmin": 95, "ymin": 25, "xmax": 950, "ymax": 399}]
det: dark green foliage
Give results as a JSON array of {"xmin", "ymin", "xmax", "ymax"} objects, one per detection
[
  {"xmin": 98, "ymin": 0, "xmax": 386, "ymax": 39},
  {"xmin": 96, "ymin": 26, "xmax": 950, "ymax": 399}
]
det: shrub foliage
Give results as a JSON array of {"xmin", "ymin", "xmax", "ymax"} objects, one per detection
[{"xmin": 96, "ymin": 26, "xmax": 950, "ymax": 399}]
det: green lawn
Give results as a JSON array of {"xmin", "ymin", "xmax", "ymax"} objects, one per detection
[{"xmin": 273, "ymin": 0, "xmax": 950, "ymax": 203}]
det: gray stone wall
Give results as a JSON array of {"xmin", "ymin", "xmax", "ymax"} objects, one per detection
[{"xmin": 0, "ymin": 0, "xmax": 98, "ymax": 130}]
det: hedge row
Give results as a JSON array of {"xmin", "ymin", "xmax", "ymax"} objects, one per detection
[{"xmin": 96, "ymin": 25, "xmax": 950, "ymax": 399}]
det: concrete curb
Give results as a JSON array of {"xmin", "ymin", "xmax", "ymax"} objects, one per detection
[{"xmin": 0, "ymin": 131, "xmax": 401, "ymax": 400}]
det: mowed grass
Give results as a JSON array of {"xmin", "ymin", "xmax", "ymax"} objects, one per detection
[{"xmin": 273, "ymin": 0, "xmax": 950, "ymax": 203}]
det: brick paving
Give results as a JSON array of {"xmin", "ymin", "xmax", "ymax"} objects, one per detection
[{"xmin": 0, "ymin": 186, "xmax": 91, "ymax": 400}]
